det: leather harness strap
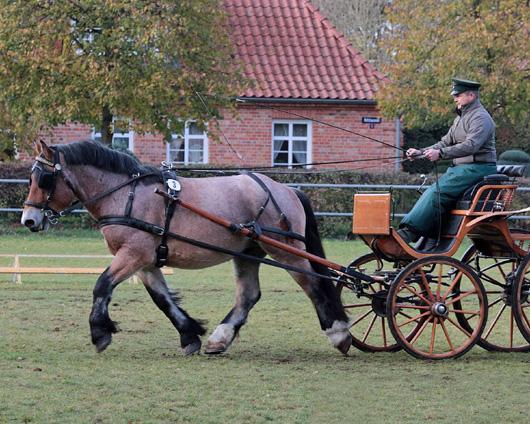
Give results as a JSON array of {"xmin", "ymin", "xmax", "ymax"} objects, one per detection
[
  {"xmin": 154, "ymin": 168, "xmax": 180, "ymax": 267},
  {"xmin": 240, "ymin": 171, "xmax": 305, "ymax": 243},
  {"xmin": 98, "ymin": 214, "xmax": 372, "ymax": 284}
]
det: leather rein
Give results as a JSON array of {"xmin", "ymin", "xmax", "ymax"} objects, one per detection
[{"xmin": 25, "ymin": 154, "xmax": 370, "ymax": 284}]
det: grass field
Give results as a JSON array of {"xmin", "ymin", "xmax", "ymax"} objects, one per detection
[{"xmin": 1, "ymin": 230, "xmax": 530, "ymax": 423}]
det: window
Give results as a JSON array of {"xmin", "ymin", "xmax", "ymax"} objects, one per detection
[
  {"xmin": 93, "ymin": 120, "xmax": 134, "ymax": 151},
  {"xmin": 167, "ymin": 121, "xmax": 208, "ymax": 165},
  {"xmin": 272, "ymin": 121, "xmax": 311, "ymax": 168}
]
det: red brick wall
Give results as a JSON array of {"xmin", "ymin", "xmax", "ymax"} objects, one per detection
[
  {"xmin": 19, "ymin": 103, "xmax": 401, "ymax": 170},
  {"xmin": 201, "ymin": 103, "xmax": 400, "ymax": 170}
]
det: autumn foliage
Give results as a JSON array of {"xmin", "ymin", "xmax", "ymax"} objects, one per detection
[
  {"xmin": 0, "ymin": 0, "xmax": 248, "ymax": 157},
  {"xmin": 377, "ymin": 0, "xmax": 530, "ymax": 132}
]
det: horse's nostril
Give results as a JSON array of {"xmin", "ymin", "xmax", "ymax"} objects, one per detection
[{"xmin": 24, "ymin": 219, "xmax": 36, "ymax": 229}]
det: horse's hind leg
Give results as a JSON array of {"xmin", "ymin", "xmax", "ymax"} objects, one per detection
[
  {"xmin": 290, "ymin": 263, "xmax": 351, "ymax": 354},
  {"xmin": 138, "ymin": 267, "xmax": 206, "ymax": 356},
  {"xmin": 205, "ymin": 244, "xmax": 265, "ymax": 354},
  {"xmin": 264, "ymin": 248, "xmax": 352, "ymax": 354}
]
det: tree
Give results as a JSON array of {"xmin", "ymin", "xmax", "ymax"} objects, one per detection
[
  {"xmin": 377, "ymin": 0, "xmax": 530, "ymax": 134},
  {"xmin": 311, "ymin": 0, "xmax": 391, "ymax": 65},
  {"xmin": 0, "ymin": 0, "xmax": 248, "ymax": 156}
]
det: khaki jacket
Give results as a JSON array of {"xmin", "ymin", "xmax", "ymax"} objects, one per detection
[{"xmin": 422, "ymin": 99, "xmax": 496, "ymax": 165}]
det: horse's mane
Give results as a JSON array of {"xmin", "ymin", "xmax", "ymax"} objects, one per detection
[{"xmin": 54, "ymin": 140, "xmax": 164, "ymax": 184}]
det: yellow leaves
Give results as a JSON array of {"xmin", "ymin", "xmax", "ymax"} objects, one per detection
[{"xmin": 0, "ymin": 0, "xmax": 245, "ymax": 149}]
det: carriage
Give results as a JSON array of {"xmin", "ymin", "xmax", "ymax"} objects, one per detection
[
  {"xmin": 22, "ymin": 140, "xmax": 530, "ymax": 360},
  {"xmin": 338, "ymin": 164, "xmax": 530, "ymax": 359}
]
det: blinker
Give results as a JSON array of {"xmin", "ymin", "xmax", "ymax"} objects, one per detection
[{"xmin": 30, "ymin": 155, "xmax": 55, "ymax": 190}]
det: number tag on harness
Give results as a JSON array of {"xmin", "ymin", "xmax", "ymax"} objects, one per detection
[{"xmin": 167, "ymin": 179, "xmax": 181, "ymax": 192}]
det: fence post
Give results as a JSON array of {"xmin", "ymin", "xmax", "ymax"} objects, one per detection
[{"xmin": 13, "ymin": 254, "xmax": 21, "ymax": 284}]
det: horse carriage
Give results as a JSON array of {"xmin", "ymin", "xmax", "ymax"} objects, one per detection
[
  {"xmin": 340, "ymin": 164, "xmax": 530, "ymax": 359},
  {"xmin": 22, "ymin": 140, "xmax": 530, "ymax": 360}
]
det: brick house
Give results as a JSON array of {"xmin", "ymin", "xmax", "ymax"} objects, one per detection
[{"xmin": 24, "ymin": 0, "xmax": 400, "ymax": 170}]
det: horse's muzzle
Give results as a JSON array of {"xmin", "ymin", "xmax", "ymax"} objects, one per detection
[{"xmin": 21, "ymin": 209, "xmax": 50, "ymax": 232}]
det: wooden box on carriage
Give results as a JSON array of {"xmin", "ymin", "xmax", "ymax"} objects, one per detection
[{"xmin": 352, "ymin": 192, "xmax": 391, "ymax": 235}]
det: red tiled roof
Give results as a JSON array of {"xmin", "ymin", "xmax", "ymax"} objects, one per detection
[{"xmin": 223, "ymin": 0, "xmax": 385, "ymax": 101}]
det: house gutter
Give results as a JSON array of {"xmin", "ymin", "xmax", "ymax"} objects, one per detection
[{"xmin": 237, "ymin": 97, "xmax": 377, "ymax": 105}]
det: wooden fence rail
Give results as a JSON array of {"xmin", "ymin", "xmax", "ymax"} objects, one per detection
[{"xmin": 0, "ymin": 254, "xmax": 173, "ymax": 284}]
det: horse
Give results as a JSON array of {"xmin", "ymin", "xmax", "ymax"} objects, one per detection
[{"xmin": 21, "ymin": 140, "xmax": 352, "ymax": 356}]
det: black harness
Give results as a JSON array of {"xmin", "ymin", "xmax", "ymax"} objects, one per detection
[
  {"xmin": 26, "ymin": 153, "xmax": 307, "ymax": 268},
  {"xmin": 98, "ymin": 166, "xmax": 306, "ymax": 267}
]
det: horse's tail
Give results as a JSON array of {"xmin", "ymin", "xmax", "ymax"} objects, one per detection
[
  {"xmin": 292, "ymin": 188, "xmax": 351, "ymax": 353},
  {"xmin": 292, "ymin": 188, "xmax": 349, "ymax": 325},
  {"xmin": 292, "ymin": 188, "xmax": 329, "ymax": 276}
]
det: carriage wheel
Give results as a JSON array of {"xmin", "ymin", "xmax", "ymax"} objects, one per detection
[
  {"xmin": 338, "ymin": 253, "xmax": 422, "ymax": 352},
  {"xmin": 386, "ymin": 256, "xmax": 488, "ymax": 360},
  {"xmin": 460, "ymin": 231, "xmax": 530, "ymax": 352},
  {"xmin": 511, "ymin": 254, "xmax": 530, "ymax": 345}
]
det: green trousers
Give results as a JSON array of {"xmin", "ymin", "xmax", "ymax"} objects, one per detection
[{"xmin": 400, "ymin": 163, "xmax": 497, "ymax": 238}]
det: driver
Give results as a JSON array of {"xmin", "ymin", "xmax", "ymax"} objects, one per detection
[{"xmin": 398, "ymin": 78, "xmax": 497, "ymax": 244}]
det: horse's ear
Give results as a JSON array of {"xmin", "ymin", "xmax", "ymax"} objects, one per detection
[{"xmin": 35, "ymin": 140, "xmax": 54, "ymax": 160}]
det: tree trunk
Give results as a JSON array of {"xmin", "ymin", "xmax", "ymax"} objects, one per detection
[{"xmin": 100, "ymin": 105, "xmax": 114, "ymax": 147}]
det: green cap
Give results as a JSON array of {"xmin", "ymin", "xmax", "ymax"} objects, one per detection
[{"xmin": 451, "ymin": 78, "xmax": 481, "ymax": 95}]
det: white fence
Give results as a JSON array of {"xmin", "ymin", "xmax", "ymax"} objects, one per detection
[{"xmin": 2, "ymin": 178, "xmax": 530, "ymax": 219}]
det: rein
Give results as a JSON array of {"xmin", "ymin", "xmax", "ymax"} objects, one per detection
[{"xmin": 26, "ymin": 147, "xmax": 373, "ymax": 287}]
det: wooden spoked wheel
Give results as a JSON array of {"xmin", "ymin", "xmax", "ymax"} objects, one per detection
[
  {"xmin": 511, "ymin": 254, "xmax": 530, "ymax": 345},
  {"xmin": 338, "ymin": 253, "xmax": 407, "ymax": 352},
  {"xmin": 460, "ymin": 235, "xmax": 530, "ymax": 352},
  {"xmin": 386, "ymin": 256, "xmax": 488, "ymax": 360}
]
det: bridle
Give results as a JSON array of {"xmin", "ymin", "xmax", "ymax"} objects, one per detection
[
  {"xmin": 25, "ymin": 147, "xmax": 159, "ymax": 224},
  {"xmin": 25, "ymin": 148, "xmax": 77, "ymax": 224}
]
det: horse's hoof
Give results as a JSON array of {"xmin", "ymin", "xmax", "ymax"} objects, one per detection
[
  {"xmin": 95, "ymin": 333, "xmax": 112, "ymax": 353},
  {"xmin": 204, "ymin": 341, "xmax": 227, "ymax": 354},
  {"xmin": 182, "ymin": 340, "xmax": 202, "ymax": 356},
  {"xmin": 337, "ymin": 333, "xmax": 352, "ymax": 355}
]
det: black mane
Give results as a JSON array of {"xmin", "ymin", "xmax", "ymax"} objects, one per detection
[{"xmin": 54, "ymin": 140, "xmax": 163, "ymax": 184}]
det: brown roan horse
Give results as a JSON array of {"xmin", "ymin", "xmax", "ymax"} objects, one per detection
[{"xmin": 21, "ymin": 140, "xmax": 352, "ymax": 356}]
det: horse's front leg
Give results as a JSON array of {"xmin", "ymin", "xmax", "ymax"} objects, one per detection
[
  {"xmin": 89, "ymin": 253, "xmax": 139, "ymax": 352},
  {"xmin": 138, "ymin": 267, "xmax": 207, "ymax": 356},
  {"xmin": 89, "ymin": 268, "xmax": 123, "ymax": 352}
]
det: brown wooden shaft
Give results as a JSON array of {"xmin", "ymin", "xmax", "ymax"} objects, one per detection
[{"xmin": 176, "ymin": 198, "xmax": 344, "ymax": 272}]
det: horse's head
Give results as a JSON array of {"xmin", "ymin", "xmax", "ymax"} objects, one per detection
[{"xmin": 21, "ymin": 141, "xmax": 77, "ymax": 232}]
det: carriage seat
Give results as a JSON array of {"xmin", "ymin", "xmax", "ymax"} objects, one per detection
[
  {"xmin": 454, "ymin": 164, "xmax": 525, "ymax": 211},
  {"xmin": 415, "ymin": 165, "xmax": 525, "ymax": 251}
]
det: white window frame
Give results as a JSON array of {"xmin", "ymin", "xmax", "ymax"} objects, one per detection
[
  {"xmin": 167, "ymin": 121, "xmax": 209, "ymax": 165},
  {"xmin": 92, "ymin": 119, "xmax": 134, "ymax": 151},
  {"xmin": 271, "ymin": 120, "xmax": 312, "ymax": 168}
]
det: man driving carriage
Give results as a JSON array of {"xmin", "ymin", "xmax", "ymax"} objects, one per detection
[{"xmin": 397, "ymin": 78, "xmax": 497, "ymax": 244}]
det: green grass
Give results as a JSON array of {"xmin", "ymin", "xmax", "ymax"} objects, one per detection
[{"xmin": 1, "ymin": 232, "xmax": 530, "ymax": 423}]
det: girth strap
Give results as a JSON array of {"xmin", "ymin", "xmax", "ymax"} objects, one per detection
[{"xmin": 155, "ymin": 167, "xmax": 180, "ymax": 267}]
